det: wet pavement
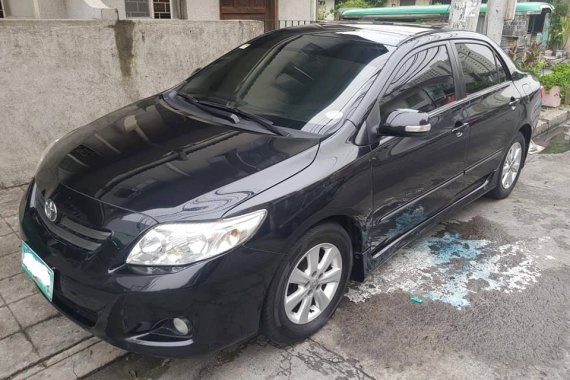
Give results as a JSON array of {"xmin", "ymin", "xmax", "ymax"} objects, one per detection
[
  {"xmin": 84, "ymin": 151, "xmax": 570, "ymax": 380},
  {"xmin": 540, "ymin": 132, "xmax": 570, "ymax": 154},
  {"xmin": 536, "ymin": 122, "xmax": 570, "ymax": 154}
]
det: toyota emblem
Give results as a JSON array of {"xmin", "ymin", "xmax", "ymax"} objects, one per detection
[{"xmin": 44, "ymin": 198, "xmax": 58, "ymax": 222}]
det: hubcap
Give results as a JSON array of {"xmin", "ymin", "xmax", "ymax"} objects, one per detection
[
  {"xmin": 284, "ymin": 243, "xmax": 343, "ymax": 325},
  {"xmin": 501, "ymin": 141, "xmax": 522, "ymax": 189}
]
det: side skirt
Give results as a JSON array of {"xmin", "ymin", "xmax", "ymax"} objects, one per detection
[{"xmin": 351, "ymin": 173, "xmax": 496, "ymax": 282}]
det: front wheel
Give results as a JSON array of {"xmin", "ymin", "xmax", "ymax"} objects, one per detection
[
  {"xmin": 487, "ymin": 132, "xmax": 526, "ymax": 199},
  {"xmin": 261, "ymin": 223, "xmax": 352, "ymax": 345}
]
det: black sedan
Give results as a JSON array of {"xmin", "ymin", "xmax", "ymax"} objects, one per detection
[{"xmin": 19, "ymin": 23, "xmax": 541, "ymax": 357}]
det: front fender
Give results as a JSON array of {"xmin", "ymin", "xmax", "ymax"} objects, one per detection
[{"xmin": 227, "ymin": 123, "xmax": 373, "ymax": 257}]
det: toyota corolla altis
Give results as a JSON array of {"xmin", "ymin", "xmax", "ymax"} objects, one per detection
[{"xmin": 19, "ymin": 24, "xmax": 541, "ymax": 357}]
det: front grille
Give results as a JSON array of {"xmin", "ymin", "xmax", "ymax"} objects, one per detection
[{"xmin": 36, "ymin": 190, "xmax": 111, "ymax": 251}]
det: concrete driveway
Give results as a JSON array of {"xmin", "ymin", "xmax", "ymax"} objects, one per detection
[{"xmin": 82, "ymin": 151, "xmax": 570, "ymax": 380}]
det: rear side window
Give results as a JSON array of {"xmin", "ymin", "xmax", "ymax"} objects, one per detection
[
  {"xmin": 380, "ymin": 45, "xmax": 456, "ymax": 118},
  {"xmin": 455, "ymin": 43, "xmax": 506, "ymax": 95}
]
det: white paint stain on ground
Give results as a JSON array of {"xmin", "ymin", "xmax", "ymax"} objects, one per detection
[{"xmin": 346, "ymin": 230, "xmax": 541, "ymax": 308}]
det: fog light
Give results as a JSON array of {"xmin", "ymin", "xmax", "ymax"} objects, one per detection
[{"xmin": 172, "ymin": 317, "xmax": 190, "ymax": 335}]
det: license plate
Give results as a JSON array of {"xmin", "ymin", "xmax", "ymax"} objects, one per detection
[{"xmin": 21, "ymin": 241, "xmax": 54, "ymax": 301}]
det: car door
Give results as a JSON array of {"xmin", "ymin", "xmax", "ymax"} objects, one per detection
[
  {"xmin": 452, "ymin": 41, "xmax": 523, "ymax": 192},
  {"xmin": 367, "ymin": 42, "xmax": 469, "ymax": 252}
]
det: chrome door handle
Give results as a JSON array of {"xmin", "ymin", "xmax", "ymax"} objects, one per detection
[
  {"xmin": 509, "ymin": 98, "xmax": 520, "ymax": 108},
  {"xmin": 451, "ymin": 122, "xmax": 469, "ymax": 137}
]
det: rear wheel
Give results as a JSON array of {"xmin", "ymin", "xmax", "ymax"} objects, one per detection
[
  {"xmin": 261, "ymin": 223, "xmax": 352, "ymax": 345},
  {"xmin": 487, "ymin": 132, "xmax": 526, "ymax": 199}
]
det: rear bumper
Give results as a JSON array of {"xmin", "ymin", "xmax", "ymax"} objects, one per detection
[{"xmin": 19, "ymin": 183, "xmax": 283, "ymax": 357}]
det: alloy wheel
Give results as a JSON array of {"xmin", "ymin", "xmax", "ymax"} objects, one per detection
[
  {"xmin": 284, "ymin": 243, "xmax": 343, "ymax": 324},
  {"xmin": 501, "ymin": 141, "xmax": 522, "ymax": 189}
]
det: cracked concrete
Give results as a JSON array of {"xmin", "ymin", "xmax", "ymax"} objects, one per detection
[{"xmin": 82, "ymin": 152, "xmax": 570, "ymax": 379}]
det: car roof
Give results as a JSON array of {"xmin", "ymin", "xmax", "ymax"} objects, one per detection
[{"xmin": 274, "ymin": 22, "xmax": 476, "ymax": 47}]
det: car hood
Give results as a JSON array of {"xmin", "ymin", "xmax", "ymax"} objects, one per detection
[{"xmin": 35, "ymin": 95, "xmax": 320, "ymax": 222}]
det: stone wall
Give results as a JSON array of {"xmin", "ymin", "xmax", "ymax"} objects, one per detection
[
  {"xmin": 0, "ymin": 19, "xmax": 263, "ymax": 188},
  {"xmin": 503, "ymin": 14, "xmax": 530, "ymax": 39}
]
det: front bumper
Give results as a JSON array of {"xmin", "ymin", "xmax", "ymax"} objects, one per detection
[{"xmin": 19, "ymin": 184, "xmax": 283, "ymax": 357}]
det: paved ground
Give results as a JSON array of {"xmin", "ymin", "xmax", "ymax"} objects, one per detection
[
  {"xmin": 1, "ymin": 150, "xmax": 569, "ymax": 379},
  {"xmin": 0, "ymin": 188, "xmax": 125, "ymax": 380}
]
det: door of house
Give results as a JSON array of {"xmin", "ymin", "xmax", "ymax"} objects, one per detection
[{"xmin": 220, "ymin": 0, "xmax": 277, "ymax": 31}]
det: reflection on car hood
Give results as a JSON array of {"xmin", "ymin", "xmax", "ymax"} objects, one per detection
[{"xmin": 35, "ymin": 95, "xmax": 320, "ymax": 221}]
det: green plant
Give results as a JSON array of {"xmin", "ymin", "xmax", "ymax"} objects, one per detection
[
  {"xmin": 555, "ymin": 16, "xmax": 570, "ymax": 49},
  {"xmin": 539, "ymin": 62, "xmax": 570, "ymax": 102},
  {"xmin": 548, "ymin": 0, "xmax": 570, "ymax": 50},
  {"xmin": 527, "ymin": 60, "xmax": 547, "ymax": 78},
  {"xmin": 336, "ymin": 0, "xmax": 372, "ymax": 10},
  {"xmin": 318, "ymin": 4, "xmax": 334, "ymax": 20},
  {"xmin": 364, "ymin": 0, "xmax": 385, "ymax": 6},
  {"xmin": 335, "ymin": 0, "xmax": 385, "ymax": 11},
  {"xmin": 507, "ymin": 41, "xmax": 546, "ymax": 76}
]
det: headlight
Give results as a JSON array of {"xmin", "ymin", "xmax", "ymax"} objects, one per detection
[{"xmin": 126, "ymin": 209, "xmax": 267, "ymax": 266}]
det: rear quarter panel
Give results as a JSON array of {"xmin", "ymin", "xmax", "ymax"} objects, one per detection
[{"xmin": 512, "ymin": 72, "xmax": 542, "ymax": 133}]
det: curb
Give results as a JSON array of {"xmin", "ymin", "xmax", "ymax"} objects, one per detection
[{"xmin": 535, "ymin": 106, "xmax": 570, "ymax": 136}]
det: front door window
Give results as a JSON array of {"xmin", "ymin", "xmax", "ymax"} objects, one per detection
[{"xmin": 380, "ymin": 45, "xmax": 457, "ymax": 121}]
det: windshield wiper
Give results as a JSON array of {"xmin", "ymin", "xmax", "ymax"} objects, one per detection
[
  {"xmin": 177, "ymin": 92, "xmax": 241, "ymax": 124},
  {"xmin": 177, "ymin": 93, "xmax": 289, "ymax": 137}
]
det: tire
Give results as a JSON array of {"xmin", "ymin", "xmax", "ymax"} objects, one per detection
[
  {"xmin": 487, "ymin": 132, "xmax": 526, "ymax": 199},
  {"xmin": 261, "ymin": 223, "xmax": 353, "ymax": 345}
]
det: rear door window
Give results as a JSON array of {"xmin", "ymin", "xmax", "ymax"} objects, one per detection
[
  {"xmin": 455, "ymin": 43, "xmax": 507, "ymax": 95},
  {"xmin": 494, "ymin": 53, "xmax": 508, "ymax": 82}
]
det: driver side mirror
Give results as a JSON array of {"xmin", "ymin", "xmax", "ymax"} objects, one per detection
[{"xmin": 379, "ymin": 109, "xmax": 431, "ymax": 137}]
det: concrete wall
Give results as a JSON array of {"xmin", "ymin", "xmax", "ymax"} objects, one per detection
[
  {"xmin": 63, "ymin": 0, "xmax": 120, "ymax": 20},
  {"xmin": 0, "ymin": 19, "xmax": 263, "ymax": 188},
  {"xmin": 279, "ymin": 0, "xmax": 316, "ymax": 21},
  {"xmin": 102, "ymin": 0, "xmax": 126, "ymax": 18},
  {"xmin": 36, "ymin": 0, "xmax": 67, "ymax": 19},
  {"xmin": 1, "ymin": 0, "xmax": 37, "ymax": 18},
  {"xmin": 184, "ymin": 0, "xmax": 219, "ymax": 20},
  {"xmin": 503, "ymin": 13, "xmax": 530, "ymax": 39}
]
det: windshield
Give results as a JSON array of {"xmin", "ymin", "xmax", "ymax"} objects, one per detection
[{"xmin": 179, "ymin": 31, "xmax": 392, "ymax": 135}]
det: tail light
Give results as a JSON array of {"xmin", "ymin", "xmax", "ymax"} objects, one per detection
[{"xmin": 540, "ymin": 85, "xmax": 545, "ymax": 98}]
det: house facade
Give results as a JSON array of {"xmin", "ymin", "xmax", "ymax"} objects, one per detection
[
  {"xmin": 124, "ymin": 0, "xmax": 319, "ymax": 23},
  {"xmin": 0, "ymin": 0, "xmax": 322, "ymax": 27}
]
